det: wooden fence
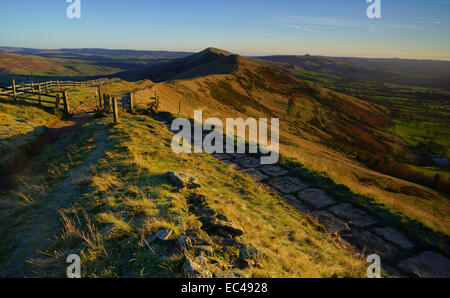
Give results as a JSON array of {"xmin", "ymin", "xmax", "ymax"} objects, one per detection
[
  {"xmin": 98, "ymin": 91, "xmax": 160, "ymax": 123},
  {"xmin": 0, "ymin": 78, "xmax": 110, "ymax": 114}
]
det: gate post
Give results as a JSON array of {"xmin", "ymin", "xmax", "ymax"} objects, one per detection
[
  {"xmin": 63, "ymin": 91, "xmax": 71, "ymax": 115},
  {"xmin": 130, "ymin": 92, "xmax": 135, "ymax": 114},
  {"xmin": 112, "ymin": 97, "xmax": 119, "ymax": 123}
]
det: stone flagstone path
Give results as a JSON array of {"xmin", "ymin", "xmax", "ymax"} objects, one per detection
[{"xmin": 163, "ymin": 122, "xmax": 450, "ymax": 278}]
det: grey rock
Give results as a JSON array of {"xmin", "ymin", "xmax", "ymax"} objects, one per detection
[
  {"xmin": 199, "ymin": 216, "xmax": 217, "ymax": 226},
  {"xmin": 146, "ymin": 235, "xmax": 157, "ymax": 244},
  {"xmin": 187, "ymin": 229, "xmax": 212, "ymax": 246},
  {"xmin": 188, "ymin": 193, "xmax": 207, "ymax": 206},
  {"xmin": 297, "ymin": 188, "xmax": 336, "ymax": 209},
  {"xmin": 198, "ymin": 206, "xmax": 217, "ymax": 217},
  {"xmin": 398, "ymin": 251, "xmax": 450, "ymax": 278},
  {"xmin": 183, "ymin": 259, "xmax": 213, "ymax": 278},
  {"xmin": 206, "ymin": 219, "xmax": 244, "ymax": 238},
  {"xmin": 195, "ymin": 246, "xmax": 214, "ymax": 257},
  {"xmin": 166, "ymin": 172, "xmax": 200, "ymax": 189},
  {"xmin": 310, "ymin": 211, "xmax": 350, "ymax": 234},
  {"xmin": 100, "ymin": 224, "xmax": 114, "ymax": 236},
  {"xmin": 216, "ymin": 214, "xmax": 229, "ymax": 221},
  {"xmin": 329, "ymin": 203, "xmax": 377, "ymax": 228},
  {"xmin": 221, "ymin": 238, "xmax": 240, "ymax": 247},
  {"xmin": 260, "ymin": 165, "xmax": 289, "ymax": 177},
  {"xmin": 177, "ymin": 235, "xmax": 191, "ymax": 250},
  {"xmin": 155, "ymin": 228, "xmax": 172, "ymax": 241},
  {"xmin": 214, "ymin": 270, "xmax": 251, "ymax": 278},
  {"xmin": 240, "ymin": 244, "xmax": 259, "ymax": 260},
  {"xmin": 373, "ymin": 227, "xmax": 415, "ymax": 250}
]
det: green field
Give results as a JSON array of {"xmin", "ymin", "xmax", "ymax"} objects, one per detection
[
  {"xmin": 391, "ymin": 119, "xmax": 450, "ymax": 148},
  {"xmin": 291, "ymin": 69, "xmax": 450, "ymax": 156}
]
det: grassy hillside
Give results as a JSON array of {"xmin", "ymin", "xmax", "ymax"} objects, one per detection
[
  {"xmin": 279, "ymin": 66, "xmax": 449, "ymax": 192},
  {"xmin": 0, "ymin": 100, "xmax": 59, "ymax": 187},
  {"xmin": 0, "ymin": 114, "xmax": 365, "ymax": 277},
  {"xmin": 127, "ymin": 50, "xmax": 450, "ymax": 236}
]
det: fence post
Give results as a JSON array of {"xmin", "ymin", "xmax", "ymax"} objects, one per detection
[
  {"xmin": 129, "ymin": 92, "xmax": 135, "ymax": 114},
  {"xmin": 57, "ymin": 80, "xmax": 60, "ymax": 89},
  {"xmin": 63, "ymin": 91, "xmax": 71, "ymax": 115},
  {"xmin": 38, "ymin": 83, "xmax": 42, "ymax": 105},
  {"xmin": 98, "ymin": 85, "xmax": 103, "ymax": 110},
  {"xmin": 108, "ymin": 95, "xmax": 112, "ymax": 111},
  {"xmin": 112, "ymin": 97, "xmax": 119, "ymax": 123},
  {"xmin": 103, "ymin": 94, "xmax": 110, "ymax": 112},
  {"xmin": 12, "ymin": 79, "xmax": 17, "ymax": 101},
  {"xmin": 55, "ymin": 94, "xmax": 61, "ymax": 110}
]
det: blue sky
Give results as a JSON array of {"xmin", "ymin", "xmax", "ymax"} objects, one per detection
[{"xmin": 0, "ymin": 0, "xmax": 449, "ymax": 59}]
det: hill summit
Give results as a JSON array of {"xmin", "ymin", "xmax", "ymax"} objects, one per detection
[{"xmin": 124, "ymin": 47, "xmax": 237, "ymax": 82}]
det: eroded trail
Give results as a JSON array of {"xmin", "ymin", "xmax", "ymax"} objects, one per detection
[
  {"xmin": 0, "ymin": 104, "xmax": 102, "ymax": 277},
  {"xmin": 0, "ymin": 118, "xmax": 110, "ymax": 277}
]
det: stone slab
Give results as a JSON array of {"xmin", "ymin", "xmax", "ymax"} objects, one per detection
[
  {"xmin": 239, "ymin": 169, "xmax": 268, "ymax": 182},
  {"xmin": 398, "ymin": 251, "xmax": 450, "ymax": 278},
  {"xmin": 236, "ymin": 157, "xmax": 263, "ymax": 168},
  {"xmin": 297, "ymin": 188, "xmax": 336, "ymax": 209},
  {"xmin": 341, "ymin": 230, "xmax": 400, "ymax": 262},
  {"xmin": 269, "ymin": 177, "xmax": 310, "ymax": 194},
  {"xmin": 227, "ymin": 153, "xmax": 248, "ymax": 159},
  {"xmin": 282, "ymin": 195, "xmax": 310, "ymax": 213},
  {"xmin": 284, "ymin": 176, "xmax": 311, "ymax": 189},
  {"xmin": 310, "ymin": 211, "xmax": 350, "ymax": 234},
  {"xmin": 260, "ymin": 165, "xmax": 289, "ymax": 177},
  {"xmin": 328, "ymin": 203, "xmax": 377, "ymax": 228},
  {"xmin": 373, "ymin": 227, "xmax": 415, "ymax": 250}
]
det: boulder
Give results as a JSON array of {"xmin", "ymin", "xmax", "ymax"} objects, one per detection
[
  {"xmin": 183, "ymin": 259, "xmax": 213, "ymax": 278},
  {"xmin": 177, "ymin": 235, "xmax": 191, "ymax": 250},
  {"xmin": 205, "ymin": 219, "xmax": 244, "ymax": 238},
  {"xmin": 188, "ymin": 193, "xmax": 207, "ymax": 206},
  {"xmin": 155, "ymin": 228, "xmax": 172, "ymax": 241},
  {"xmin": 194, "ymin": 246, "xmax": 214, "ymax": 257},
  {"xmin": 166, "ymin": 172, "xmax": 200, "ymax": 189},
  {"xmin": 239, "ymin": 244, "xmax": 259, "ymax": 267},
  {"xmin": 240, "ymin": 244, "xmax": 259, "ymax": 260}
]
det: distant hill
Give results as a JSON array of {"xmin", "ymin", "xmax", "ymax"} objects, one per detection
[
  {"xmin": 0, "ymin": 47, "xmax": 192, "ymax": 59},
  {"xmin": 0, "ymin": 47, "xmax": 193, "ymax": 80},
  {"xmin": 258, "ymin": 55, "xmax": 450, "ymax": 90},
  {"xmin": 120, "ymin": 47, "xmax": 237, "ymax": 82}
]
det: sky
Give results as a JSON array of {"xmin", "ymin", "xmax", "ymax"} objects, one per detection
[{"xmin": 0, "ymin": 0, "xmax": 449, "ymax": 60}]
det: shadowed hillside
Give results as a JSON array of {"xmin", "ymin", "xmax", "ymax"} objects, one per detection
[{"xmin": 121, "ymin": 48, "xmax": 238, "ymax": 82}]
